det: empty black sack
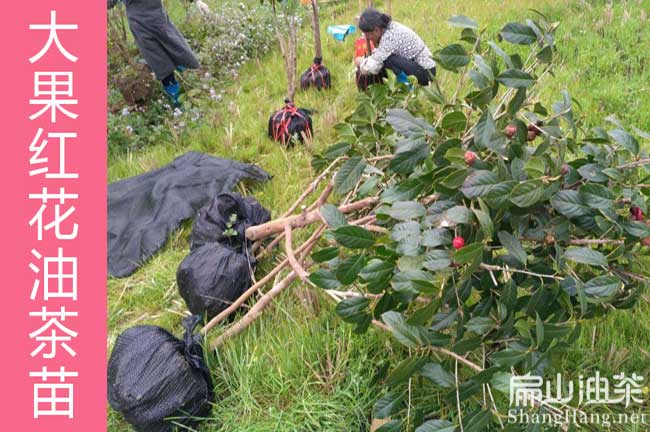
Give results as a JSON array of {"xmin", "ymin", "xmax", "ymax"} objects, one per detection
[
  {"xmin": 300, "ymin": 57, "xmax": 331, "ymax": 90},
  {"xmin": 190, "ymin": 192, "xmax": 271, "ymax": 252},
  {"xmin": 108, "ymin": 316, "xmax": 213, "ymax": 432},
  {"xmin": 268, "ymin": 100, "xmax": 313, "ymax": 145},
  {"xmin": 108, "ymin": 151, "xmax": 270, "ymax": 278},
  {"xmin": 356, "ymin": 68, "xmax": 386, "ymax": 92},
  {"xmin": 177, "ymin": 242, "xmax": 253, "ymax": 320}
]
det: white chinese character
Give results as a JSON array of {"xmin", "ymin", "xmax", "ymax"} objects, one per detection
[
  {"xmin": 29, "ymin": 306, "xmax": 78, "ymax": 359},
  {"xmin": 30, "ymin": 72, "xmax": 78, "ymax": 123},
  {"xmin": 29, "ymin": 128, "xmax": 79, "ymax": 178},
  {"xmin": 29, "ymin": 366, "xmax": 78, "ymax": 419},
  {"xmin": 583, "ymin": 371, "xmax": 612, "ymax": 405},
  {"xmin": 545, "ymin": 373, "xmax": 574, "ymax": 405},
  {"xmin": 29, "ymin": 10, "xmax": 78, "ymax": 63},
  {"xmin": 29, "ymin": 248, "xmax": 77, "ymax": 301},
  {"xmin": 611, "ymin": 372, "xmax": 644, "ymax": 407},
  {"xmin": 28, "ymin": 187, "xmax": 78, "ymax": 240},
  {"xmin": 510, "ymin": 375, "xmax": 543, "ymax": 408}
]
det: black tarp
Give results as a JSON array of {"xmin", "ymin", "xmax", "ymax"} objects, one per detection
[
  {"xmin": 108, "ymin": 152, "xmax": 270, "ymax": 278},
  {"xmin": 107, "ymin": 316, "xmax": 213, "ymax": 432}
]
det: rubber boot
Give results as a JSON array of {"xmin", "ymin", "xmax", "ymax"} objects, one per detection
[{"xmin": 164, "ymin": 82, "xmax": 181, "ymax": 107}]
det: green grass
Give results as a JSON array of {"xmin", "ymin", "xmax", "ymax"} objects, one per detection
[{"xmin": 108, "ymin": 0, "xmax": 650, "ymax": 430}]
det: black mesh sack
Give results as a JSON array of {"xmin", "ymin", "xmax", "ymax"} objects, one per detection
[
  {"xmin": 190, "ymin": 192, "xmax": 271, "ymax": 252},
  {"xmin": 108, "ymin": 316, "xmax": 213, "ymax": 432},
  {"xmin": 177, "ymin": 242, "xmax": 253, "ymax": 320},
  {"xmin": 355, "ymin": 68, "xmax": 386, "ymax": 92},
  {"xmin": 300, "ymin": 57, "xmax": 331, "ymax": 90},
  {"xmin": 268, "ymin": 99, "xmax": 313, "ymax": 146}
]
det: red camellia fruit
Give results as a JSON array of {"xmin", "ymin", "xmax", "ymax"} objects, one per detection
[
  {"xmin": 505, "ymin": 124, "xmax": 517, "ymax": 139},
  {"xmin": 452, "ymin": 236, "xmax": 465, "ymax": 250},
  {"xmin": 464, "ymin": 151, "xmax": 477, "ymax": 166},
  {"xmin": 561, "ymin": 164, "xmax": 570, "ymax": 176},
  {"xmin": 527, "ymin": 130, "xmax": 537, "ymax": 141},
  {"xmin": 642, "ymin": 237, "xmax": 650, "ymax": 247},
  {"xmin": 630, "ymin": 207, "xmax": 643, "ymax": 221}
]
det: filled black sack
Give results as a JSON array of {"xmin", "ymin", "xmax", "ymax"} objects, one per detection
[
  {"xmin": 300, "ymin": 57, "xmax": 331, "ymax": 90},
  {"xmin": 177, "ymin": 242, "xmax": 253, "ymax": 320},
  {"xmin": 190, "ymin": 192, "xmax": 271, "ymax": 252},
  {"xmin": 108, "ymin": 316, "xmax": 213, "ymax": 432},
  {"xmin": 268, "ymin": 99, "xmax": 313, "ymax": 145},
  {"xmin": 356, "ymin": 68, "xmax": 386, "ymax": 92}
]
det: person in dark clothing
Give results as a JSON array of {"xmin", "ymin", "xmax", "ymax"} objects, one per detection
[
  {"xmin": 354, "ymin": 8, "xmax": 436, "ymax": 86},
  {"xmin": 108, "ymin": 0, "xmax": 200, "ymax": 106}
]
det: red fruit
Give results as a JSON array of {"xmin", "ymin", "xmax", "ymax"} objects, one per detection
[
  {"xmin": 452, "ymin": 236, "xmax": 465, "ymax": 250},
  {"xmin": 527, "ymin": 123, "xmax": 536, "ymax": 132},
  {"xmin": 505, "ymin": 124, "xmax": 517, "ymax": 139},
  {"xmin": 630, "ymin": 207, "xmax": 644, "ymax": 221},
  {"xmin": 561, "ymin": 164, "xmax": 570, "ymax": 176},
  {"xmin": 527, "ymin": 130, "xmax": 537, "ymax": 141},
  {"xmin": 464, "ymin": 151, "xmax": 477, "ymax": 166},
  {"xmin": 642, "ymin": 238, "xmax": 650, "ymax": 247}
]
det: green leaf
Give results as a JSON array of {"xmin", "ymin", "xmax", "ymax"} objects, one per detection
[
  {"xmin": 319, "ymin": 204, "xmax": 348, "ymax": 228},
  {"xmin": 386, "ymin": 356, "xmax": 427, "ymax": 386},
  {"xmin": 423, "ymin": 249, "xmax": 452, "ymax": 271},
  {"xmin": 360, "ymin": 259, "xmax": 395, "ymax": 282},
  {"xmin": 308, "ymin": 269, "xmax": 341, "ymax": 290},
  {"xmin": 422, "ymin": 229, "xmax": 452, "ymax": 247},
  {"xmin": 491, "ymin": 348, "xmax": 527, "ymax": 367},
  {"xmin": 453, "ymin": 243, "xmax": 483, "ymax": 264},
  {"xmin": 578, "ymin": 164, "xmax": 607, "ymax": 183},
  {"xmin": 497, "ymin": 69, "xmax": 535, "ymax": 88},
  {"xmin": 336, "ymin": 255, "xmax": 366, "ymax": 284},
  {"xmin": 472, "ymin": 208, "xmax": 494, "ymax": 239},
  {"xmin": 537, "ymin": 45, "xmax": 553, "ymax": 63},
  {"xmin": 551, "ymin": 190, "xmax": 591, "ymax": 218},
  {"xmin": 444, "ymin": 206, "xmax": 474, "ymax": 225},
  {"xmin": 461, "ymin": 170, "xmax": 507, "ymax": 198},
  {"xmin": 488, "ymin": 40, "xmax": 513, "ymax": 68},
  {"xmin": 579, "ymin": 184, "xmax": 615, "ymax": 209},
  {"xmin": 376, "ymin": 420, "xmax": 403, "ymax": 432},
  {"xmin": 382, "ymin": 311, "xmax": 423, "ymax": 348},
  {"xmin": 610, "ymin": 129, "xmax": 639, "ymax": 154},
  {"xmin": 622, "ymin": 220, "xmax": 650, "ymax": 238},
  {"xmin": 434, "ymin": 44, "xmax": 470, "ymax": 70},
  {"xmin": 390, "ymin": 138, "xmax": 430, "ymax": 174},
  {"xmin": 333, "ymin": 226, "xmax": 375, "ymax": 248},
  {"xmin": 564, "ymin": 247, "xmax": 607, "ymax": 267},
  {"xmin": 447, "ymin": 14, "xmax": 478, "ymax": 30},
  {"xmin": 500, "ymin": 22, "xmax": 537, "ymax": 45},
  {"xmin": 311, "ymin": 247, "xmax": 339, "ymax": 263},
  {"xmin": 323, "ymin": 142, "xmax": 351, "ymax": 160},
  {"xmin": 335, "ymin": 156, "xmax": 366, "ymax": 195},
  {"xmin": 509, "ymin": 180, "xmax": 545, "ymax": 207},
  {"xmin": 498, "ymin": 231, "xmax": 527, "ymax": 265},
  {"xmin": 535, "ymin": 313, "xmax": 545, "ymax": 346},
  {"xmin": 584, "ymin": 275, "xmax": 622, "ymax": 298},
  {"xmin": 335, "ymin": 297, "xmax": 370, "ymax": 323},
  {"xmin": 465, "ymin": 316, "xmax": 495, "ymax": 334},
  {"xmin": 415, "ymin": 419, "xmax": 456, "ymax": 432},
  {"xmin": 464, "ymin": 409, "xmax": 493, "ymax": 432},
  {"xmin": 441, "ymin": 111, "xmax": 468, "ymax": 132},
  {"xmin": 387, "ymin": 201, "xmax": 426, "ymax": 221},
  {"xmin": 474, "ymin": 110, "xmax": 496, "ymax": 150},
  {"xmin": 373, "ymin": 391, "xmax": 405, "ymax": 419},
  {"xmin": 420, "ymin": 363, "xmax": 455, "ymax": 388},
  {"xmin": 440, "ymin": 169, "xmax": 469, "ymax": 190},
  {"xmin": 386, "ymin": 109, "xmax": 436, "ymax": 138}
]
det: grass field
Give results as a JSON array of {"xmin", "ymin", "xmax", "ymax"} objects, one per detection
[{"xmin": 108, "ymin": 0, "xmax": 650, "ymax": 430}]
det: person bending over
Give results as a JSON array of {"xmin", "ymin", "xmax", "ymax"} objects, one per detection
[
  {"xmin": 355, "ymin": 8, "xmax": 436, "ymax": 86},
  {"xmin": 108, "ymin": 0, "xmax": 200, "ymax": 106}
]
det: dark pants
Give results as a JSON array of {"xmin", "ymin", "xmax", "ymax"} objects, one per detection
[{"xmin": 383, "ymin": 54, "xmax": 436, "ymax": 85}]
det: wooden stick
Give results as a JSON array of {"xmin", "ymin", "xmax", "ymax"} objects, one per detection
[
  {"xmin": 285, "ymin": 225, "xmax": 310, "ymax": 281},
  {"xmin": 202, "ymin": 225, "xmax": 326, "ymax": 334},
  {"xmin": 246, "ymin": 197, "xmax": 379, "ymax": 241},
  {"xmin": 311, "ymin": 0, "xmax": 323, "ymax": 59}
]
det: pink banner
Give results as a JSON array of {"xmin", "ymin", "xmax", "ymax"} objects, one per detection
[{"xmin": 0, "ymin": 1, "xmax": 107, "ymax": 430}]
